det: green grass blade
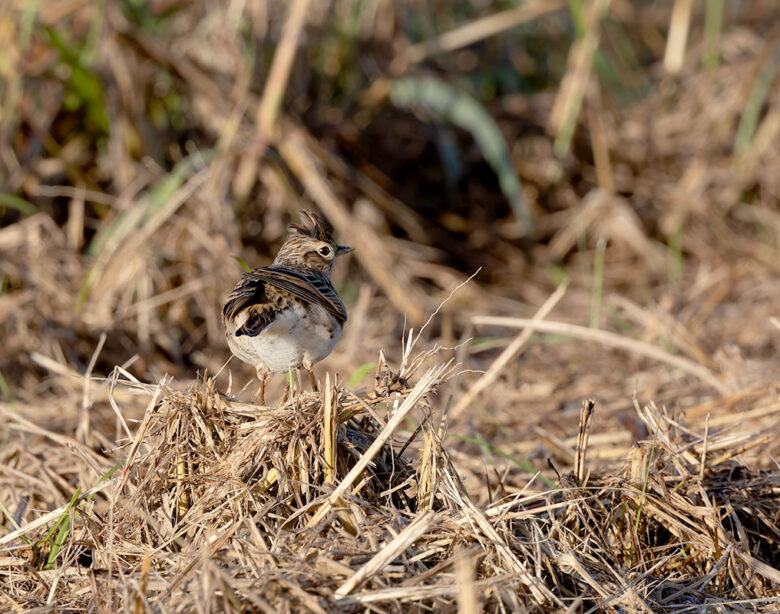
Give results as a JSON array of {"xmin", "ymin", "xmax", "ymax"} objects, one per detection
[
  {"xmin": 45, "ymin": 26, "xmax": 109, "ymax": 133},
  {"xmin": 567, "ymin": 0, "xmax": 586, "ymax": 36},
  {"xmin": 13, "ymin": 463, "xmax": 123, "ymax": 569},
  {"xmin": 77, "ymin": 152, "xmax": 213, "ymax": 309},
  {"xmin": 0, "ymin": 501, "xmax": 32, "ymax": 544},
  {"xmin": 347, "ymin": 362, "xmax": 377, "ymax": 388},
  {"xmin": 633, "ymin": 420, "xmax": 660, "ymax": 535},
  {"xmin": 86, "ymin": 156, "xmax": 196, "ymax": 257},
  {"xmin": 734, "ymin": 54, "xmax": 778, "ymax": 158},
  {"xmin": 590, "ymin": 237, "xmax": 606, "ymax": 329},
  {"xmin": 0, "ymin": 368, "xmax": 13, "ymax": 403},
  {"xmin": 45, "ymin": 515, "xmax": 72, "ymax": 570},
  {"xmin": 0, "ymin": 192, "xmax": 37, "ymax": 216},
  {"xmin": 40, "ymin": 488, "xmax": 80, "ymax": 540},
  {"xmin": 667, "ymin": 231, "xmax": 683, "ymax": 286},
  {"xmin": 87, "ymin": 461, "xmax": 124, "ymax": 501},
  {"xmin": 447, "ymin": 432, "xmax": 556, "ymax": 489},
  {"xmin": 233, "ymin": 255, "xmax": 252, "ymax": 273},
  {"xmin": 389, "ymin": 76, "xmax": 532, "ymax": 234},
  {"xmin": 702, "ymin": 0, "xmax": 725, "ymax": 69}
]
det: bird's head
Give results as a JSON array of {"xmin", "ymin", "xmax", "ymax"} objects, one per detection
[{"xmin": 273, "ymin": 210, "xmax": 353, "ymax": 273}]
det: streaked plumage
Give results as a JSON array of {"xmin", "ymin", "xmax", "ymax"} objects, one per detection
[{"xmin": 222, "ymin": 211, "xmax": 352, "ymax": 403}]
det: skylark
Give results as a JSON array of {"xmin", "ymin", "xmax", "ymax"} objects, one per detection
[{"xmin": 222, "ymin": 211, "xmax": 352, "ymax": 403}]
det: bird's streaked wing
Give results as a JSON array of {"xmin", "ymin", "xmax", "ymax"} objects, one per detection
[
  {"xmin": 222, "ymin": 276, "xmax": 284, "ymax": 337},
  {"xmin": 247, "ymin": 266, "xmax": 347, "ymax": 324},
  {"xmin": 222, "ymin": 275, "xmax": 265, "ymax": 322}
]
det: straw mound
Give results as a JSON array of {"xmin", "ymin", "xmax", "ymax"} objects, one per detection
[
  {"xmin": 118, "ymin": 375, "xmax": 421, "ymax": 543},
  {"xmin": 544, "ymin": 403, "xmax": 780, "ymax": 607},
  {"xmin": 2, "ymin": 360, "xmax": 777, "ymax": 612}
]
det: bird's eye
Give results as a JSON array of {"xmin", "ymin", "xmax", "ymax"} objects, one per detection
[{"xmin": 319, "ymin": 246, "xmax": 332, "ymax": 257}]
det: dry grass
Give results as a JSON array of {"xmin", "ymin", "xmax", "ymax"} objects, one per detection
[
  {"xmin": 1, "ymin": 358, "xmax": 777, "ymax": 611},
  {"xmin": 1, "ymin": 0, "xmax": 779, "ymax": 612}
]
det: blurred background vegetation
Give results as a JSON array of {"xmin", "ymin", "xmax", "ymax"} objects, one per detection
[
  {"xmin": 0, "ymin": 0, "xmax": 778, "ymax": 429},
  {"xmin": 2, "ymin": 5, "xmax": 779, "ymax": 607}
]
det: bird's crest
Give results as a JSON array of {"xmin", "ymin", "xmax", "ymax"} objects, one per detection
[{"xmin": 287, "ymin": 210, "xmax": 334, "ymax": 244}]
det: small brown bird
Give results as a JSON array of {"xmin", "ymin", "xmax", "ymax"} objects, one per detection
[{"xmin": 222, "ymin": 211, "xmax": 352, "ymax": 403}]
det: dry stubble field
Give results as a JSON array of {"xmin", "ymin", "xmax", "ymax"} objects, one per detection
[{"xmin": 0, "ymin": 1, "xmax": 779, "ymax": 612}]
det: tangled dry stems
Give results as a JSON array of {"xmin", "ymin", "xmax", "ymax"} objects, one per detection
[
  {"xmin": 1, "ymin": 1, "xmax": 779, "ymax": 612},
  {"xmin": 1, "ymin": 355, "xmax": 777, "ymax": 612}
]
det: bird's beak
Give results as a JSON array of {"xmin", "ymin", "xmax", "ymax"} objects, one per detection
[{"xmin": 336, "ymin": 245, "xmax": 353, "ymax": 256}]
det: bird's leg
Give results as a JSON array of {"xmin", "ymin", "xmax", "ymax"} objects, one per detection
[
  {"xmin": 303, "ymin": 355, "xmax": 318, "ymax": 393},
  {"xmin": 255, "ymin": 365, "xmax": 269, "ymax": 405},
  {"xmin": 307, "ymin": 368, "xmax": 318, "ymax": 392},
  {"xmin": 279, "ymin": 378, "xmax": 291, "ymax": 406}
]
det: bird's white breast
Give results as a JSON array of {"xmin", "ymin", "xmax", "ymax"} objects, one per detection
[{"xmin": 226, "ymin": 303, "xmax": 342, "ymax": 374}]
